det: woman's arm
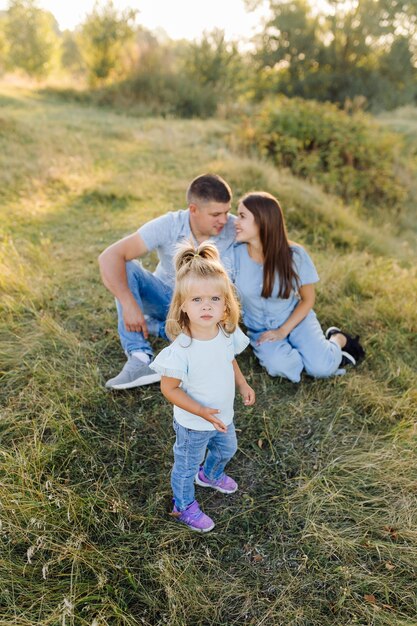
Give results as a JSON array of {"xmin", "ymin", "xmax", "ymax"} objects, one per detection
[
  {"xmin": 258, "ymin": 283, "xmax": 315, "ymax": 344},
  {"xmin": 232, "ymin": 360, "xmax": 255, "ymax": 405},
  {"xmin": 160, "ymin": 376, "xmax": 227, "ymax": 432}
]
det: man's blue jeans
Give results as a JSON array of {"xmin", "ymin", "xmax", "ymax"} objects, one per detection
[
  {"xmin": 171, "ymin": 419, "xmax": 238, "ymax": 511},
  {"xmin": 116, "ymin": 260, "xmax": 172, "ymax": 357}
]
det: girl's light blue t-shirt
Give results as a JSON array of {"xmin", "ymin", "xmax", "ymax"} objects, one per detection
[
  {"xmin": 150, "ymin": 326, "xmax": 249, "ymax": 431},
  {"xmin": 233, "ymin": 243, "xmax": 319, "ymax": 331}
]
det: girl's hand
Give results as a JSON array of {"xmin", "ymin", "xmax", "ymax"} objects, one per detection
[
  {"xmin": 257, "ymin": 328, "xmax": 288, "ymax": 344},
  {"xmin": 238, "ymin": 382, "xmax": 256, "ymax": 406},
  {"xmin": 199, "ymin": 406, "xmax": 228, "ymax": 433}
]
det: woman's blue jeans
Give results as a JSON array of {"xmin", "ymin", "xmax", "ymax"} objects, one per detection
[
  {"xmin": 171, "ymin": 419, "xmax": 238, "ymax": 511},
  {"xmin": 116, "ymin": 260, "xmax": 172, "ymax": 357}
]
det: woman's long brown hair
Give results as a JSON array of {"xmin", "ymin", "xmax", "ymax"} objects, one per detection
[{"xmin": 239, "ymin": 192, "xmax": 299, "ymax": 299}]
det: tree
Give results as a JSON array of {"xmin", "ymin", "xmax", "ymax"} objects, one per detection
[
  {"xmin": 252, "ymin": 0, "xmax": 321, "ymax": 98},
  {"xmin": 183, "ymin": 29, "xmax": 246, "ymax": 98},
  {"xmin": 249, "ymin": 0, "xmax": 417, "ymax": 109},
  {"xmin": 79, "ymin": 1, "xmax": 137, "ymax": 85},
  {"xmin": 60, "ymin": 30, "xmax": 84, "ymax": 75},
  {"xmin": 5, "ymin": 0, "xmax": 60, "ymax": 78}
]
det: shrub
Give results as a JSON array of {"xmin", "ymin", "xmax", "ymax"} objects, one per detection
[
  {"xmin": 239, "ymin": 96, "xmax": 406, "ymax": 212},
  {"xmin": 39, "ymin": 71, "xmax": 218, "ymax": 119}
]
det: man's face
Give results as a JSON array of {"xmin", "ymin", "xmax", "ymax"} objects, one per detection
[{"xmin": 189, "ymin": 201, "xmax": 231, "ymax": 238}]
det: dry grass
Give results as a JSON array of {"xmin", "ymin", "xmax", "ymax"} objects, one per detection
[{"xmin": 1, "ymin": 85, "xmax": 416, "ymax": 625}]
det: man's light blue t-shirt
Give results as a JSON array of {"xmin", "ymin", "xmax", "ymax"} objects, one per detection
[
  {"xmin": 138, "ymin": 209, "xmax": 236, "ymax": 288},
  {"xmin": 150, "ymin": 326, "xmax": 249, "ymax": 431}
]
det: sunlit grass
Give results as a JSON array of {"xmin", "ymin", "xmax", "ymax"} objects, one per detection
[{"xmin": 1, "ymin": 85, "xmax": 416, "ymax": 625}]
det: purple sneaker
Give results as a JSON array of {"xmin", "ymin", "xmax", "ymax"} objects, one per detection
[
  {"xmin": 170, "ymin": 500, "xmax": 215, "ymax": 533},
  {"xmin": 195, "ymin": 466, "xmax": 238, "ymax": 494}
]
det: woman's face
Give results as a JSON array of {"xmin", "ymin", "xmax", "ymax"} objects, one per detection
[{"xmin": 235, "ymin": 203, "xmax": 259, "ymax": 244}]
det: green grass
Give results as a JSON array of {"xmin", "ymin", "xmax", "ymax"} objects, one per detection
[{"xmin": 1, "ymin": 84, "xmax": 416, "ymax": 626}]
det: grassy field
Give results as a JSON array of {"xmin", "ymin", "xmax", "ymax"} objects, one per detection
[{"xmin": 1, "ymin": 84, "xmax": 416, "ymax": 626}]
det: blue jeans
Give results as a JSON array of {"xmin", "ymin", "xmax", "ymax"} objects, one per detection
[
  {"xmin": 171, "ymin": 419, "xmax": 238, "ymax": 511},
  {"xmin": 248, "ymin": 310, "xmax": 342, "ymax": 383},
  {"xmin": 116, "ymin": 260, "xmax": 172, "ymax": 357}
]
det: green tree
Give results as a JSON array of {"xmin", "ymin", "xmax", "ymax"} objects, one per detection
[
  {"xmin": 60, "ymin": 30, "xmax": 84, "ymax": 75},
  {"xmin": 252, "ymin": 0, "xmax": 321, "ymax": 97},
  {"xmin": 79, "ymin": 0, "xmax": 137, "ymax": 85},
  {"xmin": 5, "ymin": 0, "xmax": 60, "ymax": 78},
  {"xmin": 249, "ymin": 0, "xmax": 417, "ymax": 109},
  {"xmin": 183, "ymin": 29, "xmax": 246, "ymax": 98}
]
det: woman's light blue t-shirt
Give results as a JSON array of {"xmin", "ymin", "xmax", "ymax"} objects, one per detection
[
  {"xmin": 150, "ymin": 326, "xmax": 249, "ymax": 431},
  {"xmin": 233, "ymin": 243, "xmax": 319, "ymax": 331}
]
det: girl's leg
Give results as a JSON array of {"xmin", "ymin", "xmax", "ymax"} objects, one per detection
[
  {"xmin": 171, "ymin": 421, "xmax": 210, "ymax": 511},
  {"xmin": 250, "ymin": 332, "xmax": 304, "ymax": 383},
  {"xmin": 289, "ymin": 310, "xmax": 342, "ymax": 378},
  {"xmin": 203, "ymin": 422, "xmax": 238, "ymax": 480}
]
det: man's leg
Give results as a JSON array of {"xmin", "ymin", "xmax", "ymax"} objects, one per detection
[
  {"xmin": 106, "ymin": 260, "xmax": 172, "ymax": 389},
  {"xmin": 117, "ymin": 260, "xmax": 172, "ymax": 354}
]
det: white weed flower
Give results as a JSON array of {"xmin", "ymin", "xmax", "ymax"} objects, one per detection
[
  {"xmin": 27, "ymin": 545, "xmax": 36, "ymax": 564},
  {"xmin": 42, "ymin": 564, "xmax": 49, "ymax": 580}
]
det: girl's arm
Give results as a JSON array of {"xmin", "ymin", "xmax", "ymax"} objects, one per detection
[
  {"xmin": 160, "ymin": 376, "xmax": 227, "ymax": 433},
  {"xmin": 258, "ymin": 283, "xmax": 315, "ymax": 344},
  {"xmin": 232, "ymin": 359, "xmax": 255, "ymax": 406}
]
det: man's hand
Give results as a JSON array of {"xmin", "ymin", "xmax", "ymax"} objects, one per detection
[
  {"xmin": 257, "ymin": 328, "xmax": 287, "ymax": 344},
  {"xmin": 238, "ymin": 382, "xmax": 256, "ymax": 406},
  {"xmin": 199, "ymin": 406, "xmax": 227, "ymax": 433},
  {"xmin": 122, "ymin": 301, "xmax": 149, "ymax": 337}
]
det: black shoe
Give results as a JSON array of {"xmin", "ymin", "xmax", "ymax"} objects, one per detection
[{"xmin": 326, "ymin": 326, "xmax": 365, "ymax": 367}]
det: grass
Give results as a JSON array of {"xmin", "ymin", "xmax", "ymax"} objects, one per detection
[{"xmin": 1, "ymin": 83, "xmax": 417, "ymax": 626}]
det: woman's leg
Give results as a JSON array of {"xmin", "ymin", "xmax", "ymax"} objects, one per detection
[
  {"xmin": 289, "ymin": 311, "xmax": 342, "ymax": 378},
  {"xmin": 171, "ymin": 421, "xmax": 211, "ymax": 511},
  {"xmin": 250, "ymin": 331, "xmax": 304, "ymax": 383}
]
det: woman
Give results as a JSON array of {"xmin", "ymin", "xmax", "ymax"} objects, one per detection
[{"xmin": 233, "ymin": 192, "xmax": 364, "ymax": 383}]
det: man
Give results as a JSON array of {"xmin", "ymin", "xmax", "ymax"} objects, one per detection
[{"xmin": 99, "ymin": 173, "xmax": 236, "ymax": 389}]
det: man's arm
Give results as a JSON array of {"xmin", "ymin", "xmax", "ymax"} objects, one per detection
[{"xmin": 98, "ymin": 232, "xmax": 149, "ymax": 334}]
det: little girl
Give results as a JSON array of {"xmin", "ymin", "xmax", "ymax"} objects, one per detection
[{"xmin": 150, "ymin": 241, "xmax": 255, "ymax": 532}]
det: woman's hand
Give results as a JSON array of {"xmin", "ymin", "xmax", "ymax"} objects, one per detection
[
  {"xmin": 257, "ymin": 327, "xmax": 288, "ymax": 344},
  {"xmin": 238, "ymin": 382, "xmax": 256, "ymax": 406}
]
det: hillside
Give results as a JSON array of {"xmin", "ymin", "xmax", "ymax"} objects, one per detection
[{"xmin": 1, "ymin": 85, "xmax": 416, "ymax": 626}]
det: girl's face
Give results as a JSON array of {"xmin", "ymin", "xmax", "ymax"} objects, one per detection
[
  {"xmin": 235, "ymin": 203, "xmax": 259, "ymax": 244},
  {"xmin": 181, "ymin": 278, "xmax": 226, "ymax": 338}
]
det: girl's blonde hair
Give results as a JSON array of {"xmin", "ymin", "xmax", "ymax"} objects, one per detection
[{"xmin": 166, "ymin": 241, "xmax": 240, "ymax": 340}]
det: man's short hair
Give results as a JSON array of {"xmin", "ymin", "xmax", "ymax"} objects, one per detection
[{"xmin": 186, "ymin": 173, "xmax": 232, "ymax": 205}]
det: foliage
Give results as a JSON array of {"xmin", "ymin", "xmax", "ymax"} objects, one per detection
[
  {"xmin": 40, "ymin": 69, "xmax": 218, "ymax": 119},
  {"xmin": 4, "ymin": 0, "xmax": 60, "ymax": 78},
  {"xmin": 182, "ymin": 29, "xmax": 247, "ymax": 100},
  {"xmin": 249, "ymin": 0, "xmax": 417, "ymax": 111},
  {"xmin": 78, "ymin": 0, "xmax": 137, "ymax": 85},
  {"xmin": 239, "ymin": 96, "xmax": 407, "ymax": 212},
  {"xmin": 60, "ymin": 29, "xmax": 84, "ymax": 75}
]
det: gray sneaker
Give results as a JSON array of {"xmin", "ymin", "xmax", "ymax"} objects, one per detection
[{"xmin": 105, "ymin": 355, "xmax": 161, "ymax": 390}]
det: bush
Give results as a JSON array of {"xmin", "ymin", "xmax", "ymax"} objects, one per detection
[
  {"xmin": 40, "ymin": 71, "xmax": 218, "ymax": 119},
  {"xmin": 239, "ymin": 96, "xmax": 406, "ymax": 212}
]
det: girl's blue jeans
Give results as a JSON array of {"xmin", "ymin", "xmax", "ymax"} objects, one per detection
[
  {"xmin": 171, "ymin": 419, "xmax": 238, "ymax": 511},
  {"xmin": 116, "ymin": 260, "xmax": 172, "ymax": 357}
]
